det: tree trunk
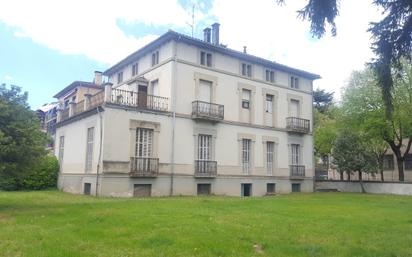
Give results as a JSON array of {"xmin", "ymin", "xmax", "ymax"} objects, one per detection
[
  {"xmin": 347, "ymin": 172, "xmax": 351, "ymax": 181},
  {"xmin": 339, "ymin": 171, "xmax": 343, "ymax": 181},
  {"xmin": 358, "ymin": 171, "xmax": 362, "ymax": 181},
  {"xmin": 380, "ymin": 169, "xmax": 384, "ymax": 181},
  {"xmin": 396, "ymin": 156, "xmax": 405, "ymax": 181}
]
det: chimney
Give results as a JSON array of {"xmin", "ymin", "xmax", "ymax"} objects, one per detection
[
  {"xmin": 243, "ymin": 46, "xmax": 247, "ymax": 54},
  {"xmin": 211, "ymin": 22, "xmax": 220, "ymax": 45},
  {"xmin": 94, "ymin": 71, "xmax": 102, "ymax": 85},
  {"xmin": 203, "ymin": 28, "xmax": 211, "ymax": 43}
]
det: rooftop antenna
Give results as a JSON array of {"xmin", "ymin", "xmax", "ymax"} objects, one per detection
[{"xmin": 186, "ymin": 4, "xmax": 195, "ymax": 37}]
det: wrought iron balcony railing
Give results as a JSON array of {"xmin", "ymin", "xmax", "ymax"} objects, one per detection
[
  {"xmin": 286, "ymin": 117, "xmax": 310, "ymax": 133},
  {"xmin": 290, "ymin": 165, "xmax": 305, "ymax": 178},
  {"xmin": 194, "ymin": 160, "xmax": 217, "ymax": 177},
  {"xmin": 192, "ymin": 101, "xmax": 224, "ymax": 121},
  {"xmin": 111, "ymin": 89, "xmax": 168, "ymax": 112},
  {"xmin": 130, "ymin": 157, "xmax": 159, "ymax": 177}
]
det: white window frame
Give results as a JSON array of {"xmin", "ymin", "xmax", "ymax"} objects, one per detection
[
  {"xmin": 265, "ymin": 94, "xmax": 273, "ymax": 113},
  {"xmin": 290, "ymin": 76, "xmax": 299, "ymax": 89},
  {"xmin": 132, "ymin": 63, "xmax": 138, "ymax": 76},
  {"xmin": 117, "ymin": 72, "xmax": 123, "ymax": 84},
  {"xmin": 135, "ymin": 128, "xmax": 154, "ymax": 158},
  {"xmin": 241, "ymin": 63, "xmax": 252, "ymax": 77},
  {"xmin": 200, "ymin": 51, "xmax": 213, "ymax": 67},
  {"xmin": 85, "ymin": 127, "xmax": 94, "ymax": 173},
  {"xmin": 242, "ymin": 89, "xmax": 251, "ymax": 109},
  {"xmin": 242, "ymin": 139, "xmax": 251, "ymax": 174},
  {"xmin": 291, "ymin": 144, "xmax": 300, "ymax": 165},
  {"xmin": 198, "ymin": 134, "xmax": 212, "ymax": 161},
  {"xmin": 266, "ymin": 141, "xmax": 275, "ymax": 175},
  {"xmin": 265, "ymin": 69, "xmax": 275, "ymax": 83},
  {"xmin": 151, "ymin": 51, "xmax": 159, "ymax": 66}
]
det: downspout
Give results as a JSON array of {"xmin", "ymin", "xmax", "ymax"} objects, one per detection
[
  {"xmin": 311, "ymin": 81, "xmax": 315, "ymax": 191},
  {"xmin": 170, "ymin": 37, "xmax": 179, "ymax": 196},
  {"xmin": 95, "ymin": 106, "xmax": 103, "ymax": 196}
]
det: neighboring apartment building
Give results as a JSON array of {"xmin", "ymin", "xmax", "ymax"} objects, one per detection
[
  {"xmin": 37, "ymin": 102, "xmax": 59, "ymax": 150},
  {"xmin": 54, "ymin": 24, "xmax": 320, "ymax": 197},
  {"xmin": 328, "ymin": 140, "xmax": 412, "ymax": 182}
]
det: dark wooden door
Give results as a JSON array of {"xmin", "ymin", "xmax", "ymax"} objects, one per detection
[{"xmin": 138, "ymin": 85, "xmax": 147, "ymax": 108}]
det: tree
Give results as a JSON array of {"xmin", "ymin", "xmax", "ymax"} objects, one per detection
[
  {"xmin": 0, "ymin": 84, "xmax": 49, "ymax": 190},
  {"xmin": 341, "ymin": 65, "xmax": 412, "ymax": 181},
  {"xmin": 313, "ymin": 88, "xmax": 334, "ymax": 113},
  {"xmin": 278, "ymin": 0, "xmax": 412, "ymax": 178},
  {"xmin": 332, "ymin": 129, "xmax": 378, "ymax": 181}
]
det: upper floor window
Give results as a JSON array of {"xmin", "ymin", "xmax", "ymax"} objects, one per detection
[
  {"xmin": 58, "ymin": 136, "xmax": 65, "ymax": 170},
  {"xmin": 242, "ymin": 139, "xmax": 251, "ymax": 174},
  {"xmin": 117, "ymin": 72, "xmax": 123, "ymax": 84},
  {"xmin": 200, "ymin": 51, "xmax": 212, "ymax": 67},
  {"xmin": 290, "ymin": 76, "xmax": 299, "ymax": 89},
  {"xmin": 265, "ymin": 94, "xmax": 273, "ymax": 113},
  {"xmin": 242, "ymin": 89, "xmax": 251, "ymax": 109},
  {"xmin": 85, "ymin": 127, "xmax": 95, "ymax": 173},
  {"xmin": 291, "ymin": 144, "xmax": 300, "ymax": 165},
  {"xmin": 151, "ymin": 51, "xmax": 159, "ymax": 66},
  {"xmin": 241, "ymin": 63, "xmax": 252, "ymax": 77},
  {"xmin": 265, "ymin": 69, "xmax": 275, "ymax": 83},
  {"xmin": 132, "ymin": 63, "xmax": 139, "ymax": 76}
]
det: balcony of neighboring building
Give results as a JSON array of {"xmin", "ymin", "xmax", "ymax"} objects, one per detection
[
  {"xmin": 129, "ymin": 157, "xmax": 159, "ymax": 177},
  {"xmin": 289, "ymin": 165, "xmax": 305, "ymax": 179},
  {"xmin": 57, "ymin": 84, "xmax": 169, "ymax": 123},
  {"xmin": 286, "ymin": 117, "xmax": 310, "ymax": 134},
  {"xmin": 191, "ymin": 101, "xmax": 224, "ymax": 121},
  {"xmin": 194, "ymin": 160, "xmax": 217, "ymax": 178}
]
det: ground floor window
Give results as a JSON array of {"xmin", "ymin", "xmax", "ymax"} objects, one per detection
[
  {"xmin": 266, "ymin": 183, "xmax": 276, "ymax": 194},
  {"xmin": 291, "ymin": 183, "xmax": 301, "ymax": 193},
  {"xmin": 84, "ymin": 183, "xmax": 91, "ymax": 195},
  {"xmin": 241, "ymin": 183, "xmax": 252, "ymax": 197},
  {"xmin": 133, "ymin": 184, "xmax": 152, "ymax": 197},
  {"xmin": 197, "ymin": 183, "xmax": 211, "ymax": 195}
]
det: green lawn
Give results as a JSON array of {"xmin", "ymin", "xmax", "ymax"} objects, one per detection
[{"xmin": 1, "ymin": 192, "xmax": 412, "ymax": 257}]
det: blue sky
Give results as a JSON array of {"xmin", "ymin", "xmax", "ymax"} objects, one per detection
[{"xmin": 0, "ymin": 0, "xmax": 381, "ymax": 109}]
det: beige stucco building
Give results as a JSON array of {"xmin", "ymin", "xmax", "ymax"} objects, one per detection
[{"xmin": 54, "ymin": 25, "xmax": 320, "ymax": 197}]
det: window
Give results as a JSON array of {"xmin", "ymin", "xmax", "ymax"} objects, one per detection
[
  {"xmin": 241, "ymin": 183, "xmax": 252, "ymax": 196},
  {"xmin": 151, "ymin": 51, "xmax": 159, "ymax": 66},
  {"xmin": 290, "ymin": 76, "xmax": 299, "ymax": 89},
  {"xmin": 117, "ymin": 72, "xmax": 123, "ymax": 84},
  {"xmin": 200, "ymin": 51, "xmax": 212, "ymax": 67},
  {"xmin": 383, "ymin": 155, "xmax": 394, "ymax": 170},
  {"xmin": 132, "ymin": 63, "xmax": 139, "ymax": 76},
  {"xmin": 267, "ymin": 183, "xmax": 276, "ymax": 194},
  {"xmin": 136, "ymin": 128, "xmax": 153, "ymax": 158},
  {"xmin": 265, "ymin": 94, "xmax": 273, "ymax": 113},
  {"xmin": 266, "ymin": 142, "xmax": 275, "ymax": 175},
  {"xmin": 242, "ymin": 139, "xmax": 251, "ymax": 174},
  {"xmin": 150, "ymin": 80, "xmax": 159, "ymax": 95},
  {"xmin": 84, "ymin": 183, "xmax": 91, "ymax": 195},
  {"xmin": 405, "ymin": 154, "xmax": 412, "ymax": 170},
  {"xmin": 58, "ymin": 136, "xmax": 64, "ymax": 170},
  {"xmin": 198, "ymin": 135, "xmax": 211, "ymax": 161},
  {"xmin": 292, "ymin": 183, "xmax": 301, "ymax": 192},
  {"xmin": 71, "ymin": 96, "xmax": 76, "ymax": 102},
  {"xmin": 242, "ymin": 89, "xmax": 251, "ymax": 109},
  {"xmin": 197, "ymin": 184, "xmax": 211, "ymax": 195},
  {"xmin": 291, "ymin": 144, "xmax": 300, "ymax": 165},
  {"xmin": 290, "ymin": 99, "xmax": 300, "ymax": 117},
  {"xmin": 85, "ymin": 127, "xmax": 94, "ymax": 173},
  {"xmin": 241, "ymin": 63, "xmax": 252, "ymax": 77},
  {"xmin": 64, "ymin": 100, "xmax": 69, "ymax": 109},
  {"xmin": 265, "ymin": 69, "xmax": 275, "ymax": 82}
]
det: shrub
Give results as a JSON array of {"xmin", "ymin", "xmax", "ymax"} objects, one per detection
[{"xmin": 22, "ymin": 155, "xmax": 59, "ymax": 190}]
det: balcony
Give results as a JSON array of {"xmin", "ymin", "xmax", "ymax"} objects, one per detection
[
  {"xmin": 111, "ymin": 89, "xmax": 168, "ymax": 112},
  {"xmin": 192, "ymin": 101, "xmax": 224, "ymax": 121},
  {"xmin": 286, "ymin": 117, "xmax": 310, "ymax": 134},
  {"xmin": 290, "ymin": 165, "xmax": 305, "ymax": 179},
  {"xmin": 194, "ymin": 160, "xmax": 217, "ymax": 178},
  {"xmin": 129, "ymin": 157, "xmax": 159, "ymax": 177}
]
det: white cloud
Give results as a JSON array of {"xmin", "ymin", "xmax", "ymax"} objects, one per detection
[
  {"xmin": 0, "ymin": 0, "xmax": 193, "ymax": 64},
  {"xmin": 4, "ymin": 75, "xmax": 13, "ymax": 81},
  {"xmin": 0, "ymin": 0, "xmax": 383, "ymax": 98},
  {"xmin": 210, "ymin": 0, "xmax": 383, "ymax": 99}
]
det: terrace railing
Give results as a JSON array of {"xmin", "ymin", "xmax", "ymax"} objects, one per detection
[
  {"xmin": 111, "ymin": 89, "xmax": 169, "ymax": 112},
  {"xmin": 286, "ymin": 117, "xmax": 310, "ymax": 133},
  {"xmin": 290, "ymin": 165, "xmax": 305, "ymax": 178},
  {"xmin": 192, "ymin": 101, "xmax": 224, "ymax": 121},
  {"xmin": 129, "ymin": 157, "xmax": 159, "ymax": 177},
  {"xmin": 194, "ymin": 160, "xmax": 217, "ymax": 177}
]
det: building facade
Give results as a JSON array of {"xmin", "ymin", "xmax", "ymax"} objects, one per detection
[{"xmin": 55, "ymin": 25, "xmax": 320, "ymax": 197}]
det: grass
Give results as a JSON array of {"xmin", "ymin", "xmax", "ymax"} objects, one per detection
[{"xmin": 1, "ymin": 192, "xmax": 412, "ymax": 257}]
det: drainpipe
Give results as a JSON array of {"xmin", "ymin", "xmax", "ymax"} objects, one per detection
[
  {"xmin": 170, "ymin": 37, "xmax": 179, "ymax": 196},
  {"xmin": 95, "ymin": 106, "xmax": 103, "ymax": 196}
]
